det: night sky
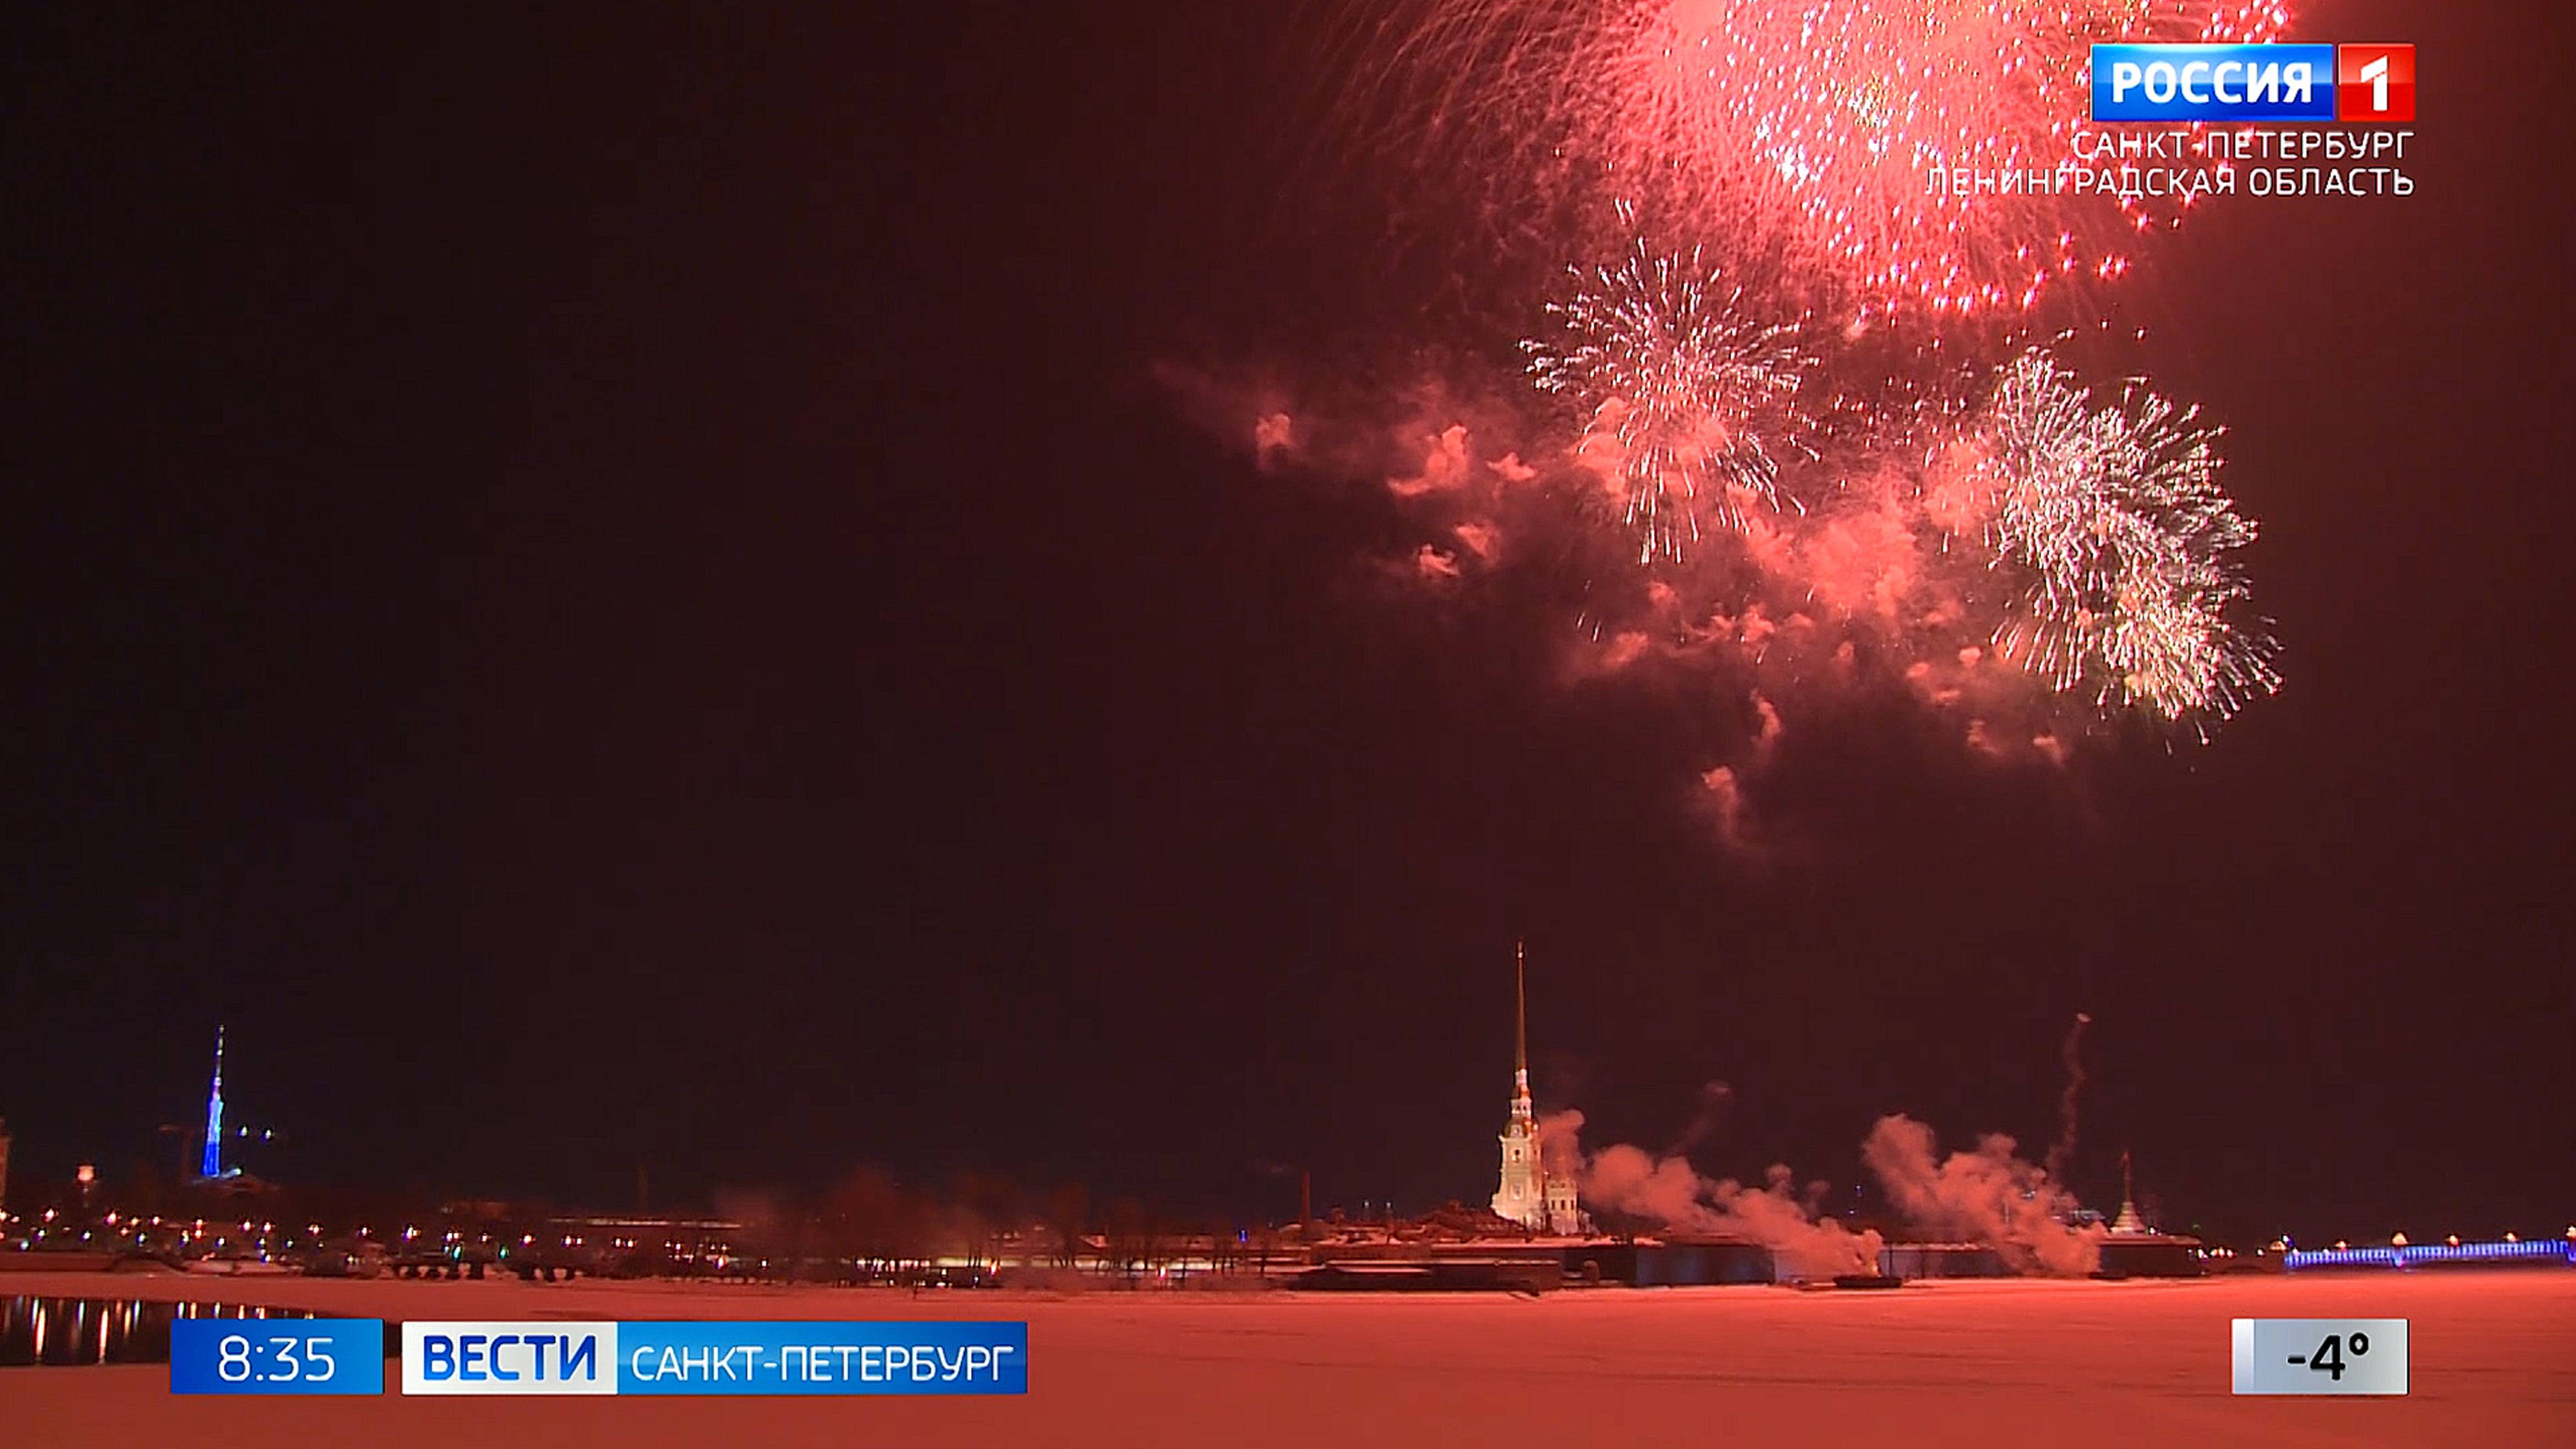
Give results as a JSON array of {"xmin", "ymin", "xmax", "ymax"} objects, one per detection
[{"xmin": 7, "ymin": 3, "xmax": 2569, "ymax": 1245}]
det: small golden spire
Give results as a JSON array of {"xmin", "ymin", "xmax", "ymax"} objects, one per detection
[{"xmin": 1514, "ymin": 940, "xmax": 1528, "ymax": 1079}]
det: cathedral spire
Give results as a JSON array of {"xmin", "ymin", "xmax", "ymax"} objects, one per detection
[
  {"xmin": 2111, "ymin": 1147, "xmax": 2147, "ymax": 1234},
  {"xmin": 1513, "ymin": 940, "xmax": 1528, "ymax": 1080},
  {"xmin": 1494, "ymin": 942, "xmax": 1543, "ymax": 1227},
  {"xmin": 1494, "ymin": 941, "xmax": 1584, "ymax": 1236}
]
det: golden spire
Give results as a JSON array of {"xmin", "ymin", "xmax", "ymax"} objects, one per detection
[{"xmin": 1514, "ymin": 939, "xmax": 1528, "ymax": 1079}]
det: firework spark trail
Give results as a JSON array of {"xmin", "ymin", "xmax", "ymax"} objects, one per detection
[
  {"xmin": 1524, "ymin": 233, "xmax": 1818, "ymax": 562},
  {"xmin": 1969, "ymin": 348, "xmax": 2279, "ymax": 729},
  {"xmin": 1342, "ymin": 0, "xmax": 2293, "ymax": 317},
  {"xmin": 1599, "ymin": 0, "xmax": 2291, "ymax": 315},
  {"xmin": 1248, "ymin": 2, "xmax": 2293, "ymax": 752}
]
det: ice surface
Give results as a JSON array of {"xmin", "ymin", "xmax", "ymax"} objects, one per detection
[{"xmin": 2, "ymin": 1268, "xmax": 2569, "ymax": 1446}]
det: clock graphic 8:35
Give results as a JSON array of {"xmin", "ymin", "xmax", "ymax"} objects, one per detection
[{"xmin": 170, "ymin": 1318, "xmax": 385, "ymax": 1395}]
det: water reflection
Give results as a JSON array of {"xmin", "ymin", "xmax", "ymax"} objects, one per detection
[{"xmin": 1, "ymin": 1298, "xmax": 343, "ymax": 1367}]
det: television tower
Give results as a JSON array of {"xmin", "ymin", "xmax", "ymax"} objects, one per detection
[{"xmin": 200, "ymin": 1026, "xmax": 226, "ymax": 1179}]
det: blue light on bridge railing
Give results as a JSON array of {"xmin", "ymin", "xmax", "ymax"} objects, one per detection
[{"xmin": 2283, "ymin": 1238, "xmax": 2574, "ymax": 1271}]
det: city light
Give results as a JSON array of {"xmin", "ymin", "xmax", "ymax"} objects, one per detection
[{"xmin": 2283, "ymin": 1238, "xmax": 2575, "ymax": 1271}]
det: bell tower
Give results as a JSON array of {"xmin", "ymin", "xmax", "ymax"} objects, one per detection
[{"xmin": 1491, "ymin": 943, "xmax": 1545, "ymax": 1227}]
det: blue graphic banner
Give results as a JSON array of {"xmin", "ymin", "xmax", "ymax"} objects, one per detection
[
  {"xmin": 2092, "ymin": 44, "xmax": 2339, "ymax": 123},
  {"xmin": 171, "ymin": 1318, "xmax": 387, "ymax": 1395},
  {"xmin": 616, "ymin": 1321, "xmax": 1027, "ymax": 1396}
]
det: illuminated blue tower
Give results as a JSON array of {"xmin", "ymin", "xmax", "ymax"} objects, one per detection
[{"xmin": 199, "ymin": 1026, "xmax": 226, "ymax": 1179}]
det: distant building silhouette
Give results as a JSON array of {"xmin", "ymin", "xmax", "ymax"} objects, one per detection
[{"xmin": 201, "ymin": 1027, "xmax": 229, "ymax": 1179}]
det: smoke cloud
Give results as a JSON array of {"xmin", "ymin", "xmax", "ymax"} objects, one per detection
[
  {"xmin": 1547, "ymin": 1100, "xmax": 2114, "ymax": 1279},
  {"xmin": 1158, "ymin": 360, "xmax": 2106, "ymax": 851},
  {"xmin": 1667, "ymin": 1080, "xmax": 1736, "ymax": 1156},
  {"xmin": 1548, "ymin": 1108, "xmax": 1883, "ymax": 1279},
  {"xmin": 1699, "ymin": 765, "xmax": 1753, "ymax": 852},
  {"xmin": 2046, "ymin": 1011, "xmax": 2091, "ymax": 1185},
  {"xmin": 1861, "ymin": 1114, "xmax": 2103, "ymax": 1276}
]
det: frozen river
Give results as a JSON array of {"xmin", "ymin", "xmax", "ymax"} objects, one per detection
[{"xmin": 0, "ymin": 1268, "xmax": 2567, "ymax": 1447}]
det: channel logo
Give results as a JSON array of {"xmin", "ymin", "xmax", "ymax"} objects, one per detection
[
  {"xmin": 402, "ymin": 1321, "xmax": 620, "ymax": 1396},
  {"xmin": 396, "ymin": 1319, "xmax": 1029, "ymax": 1396},
  {"xmin": 2338, "ymin": 45, "xmax": 2415, "ymax": 124},
  {"xmin": 2092, "ymin": 45, "xmax": 2415, "ymax": 124}
]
